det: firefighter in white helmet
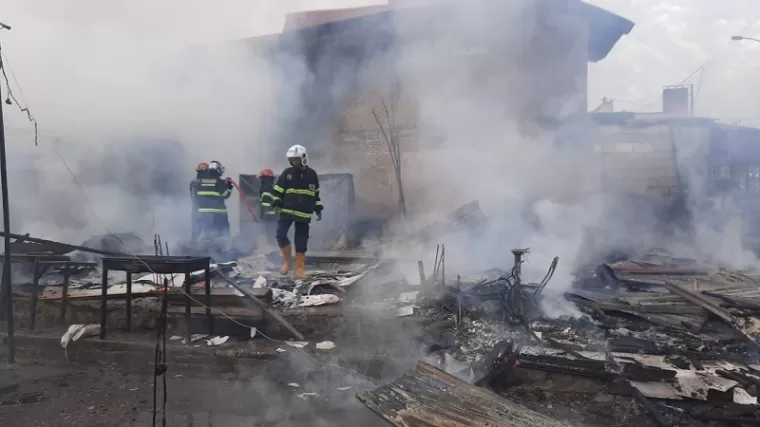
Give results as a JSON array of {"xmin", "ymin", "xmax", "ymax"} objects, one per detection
[{"xmin": 271, "ymin": 145, "xmax": 323, "ymax": 279}]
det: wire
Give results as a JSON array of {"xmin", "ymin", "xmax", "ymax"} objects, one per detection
[
  {"xmin": 0, "ymin": 50, "xmax": 27, "ymax": 105},
  {"xmin": 0, "ymin": 42, "xmax": 38, "ymax": 146}
]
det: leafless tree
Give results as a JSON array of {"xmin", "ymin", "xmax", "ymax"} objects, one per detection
[{"xmin": 372, "ymin": 95, "xmax": 407, "ymax": 218}]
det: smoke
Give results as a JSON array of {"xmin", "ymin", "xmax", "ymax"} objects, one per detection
[
  {"xmin": 355, "ymin": 0, "xmax": 760, "ymax": 301},
  {"xmin": 0, "ymin": 0, "xmax": 382, "ymax": 246},
  {"xmin": 375, "ymin": 0, "xmax": 628, "ymax": 288}
]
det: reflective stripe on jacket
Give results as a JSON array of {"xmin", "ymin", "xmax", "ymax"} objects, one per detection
[
  {"xmin": 272, "ymin": 166, "xmax": 322, "ymax": 222},
  {"xmin": 258, "ymin": 176, "xmax": 278, "ymax": 217},
  {"xmin": 195, "ymin": 178, "xmax": 232, "ymax": 214}
]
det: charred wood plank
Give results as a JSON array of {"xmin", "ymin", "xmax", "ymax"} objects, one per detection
[
  {"xmin": 664, "ymin": 281, "xmax": 760, "ymax": 347},
  {"xmin": 357, "ymin": 361, "xmax": 572, "ymax": 427},
  {"xmin": 516, "ymin": 354, "xmax": 675, "ymax": 383},
  {"xmin": 609, "ymin": 265, "xmax": 710, "ymax": 275}
]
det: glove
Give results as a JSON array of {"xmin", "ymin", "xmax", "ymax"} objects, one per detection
[
  {"xmin": 316, "ymin": 211, "xmax": 322, "ymax": 222},
  {"xmin": 224, "ymin": 178, "xmax": 233, "ymax": 189}
]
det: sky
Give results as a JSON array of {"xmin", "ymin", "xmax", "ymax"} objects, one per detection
[
  {"xmin": 2, "ymin": 0, "xmax": 760, "ymax": 129},
  {"xmin": 588, "ymin": 0, "xmax": 760, "ymax": 125}
]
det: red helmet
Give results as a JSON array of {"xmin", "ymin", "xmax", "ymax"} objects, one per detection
[
  {"xmin": 196, "ymin": 162, "xmax": 209, "ymax": 172},
  {"xmin": 260, "ymin": 168, "xmax": 274, "ymax": 177}
]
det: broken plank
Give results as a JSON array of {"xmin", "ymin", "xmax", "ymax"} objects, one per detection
[
  {"xmin": 356, "ymin": 361, "xmax": 572, "ymax": 427},
  {"xmin": 610, "ymin": 265, "xmax": 710, "ymax": 275},
  {"xmin": 664, "ymin": 281, "xmax": 760, "ymax": 346}
]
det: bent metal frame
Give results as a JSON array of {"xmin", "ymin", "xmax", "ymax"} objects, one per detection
[{"xmin": 99, "ymin": 256, "xmax": 213, "ymax": 344}]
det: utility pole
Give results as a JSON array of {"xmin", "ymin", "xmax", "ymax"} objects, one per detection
[{"xmin": 0, "ymin": 20, "xmax": 16, "ymax": 364}]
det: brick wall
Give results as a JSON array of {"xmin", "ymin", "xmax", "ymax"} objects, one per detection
[
  {"xmin": 333, "ymin": 66, "xmax": 422, "ymax": 219},
  {"xmin": 593, "ymin": 123, "xmax": 711, "ymax": 196},
  {"xmin": 325, "ymin": 3, "xmax": 590, "ymax": 220}
]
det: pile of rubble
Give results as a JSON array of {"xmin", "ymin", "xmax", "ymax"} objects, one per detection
[
  {"xmin": 369, "ymin": 250, "xmax": 760, "ymax": 426},
  {"xmin": 33, "ymin": 253, "xmax": 377, "ymax": 309}
]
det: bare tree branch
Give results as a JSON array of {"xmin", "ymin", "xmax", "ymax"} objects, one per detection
[
  {"xmin": 372, "ymin": 92, "xmax": 407, "ymax": 217},
  {"xmin": 371, "ymin": 108, "xmax": 398, "ymax": 171}
]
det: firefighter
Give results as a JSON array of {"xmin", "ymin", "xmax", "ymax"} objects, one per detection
[
  {"xmin": 258, "ymin": 168, "xmax": 278, "ymax": 239},
  {"xmin": 195, "ymin": 160, "xmax": 233, "ymax": 240},
  {"xmin": 272, "ymin": 145, "xmax": 323, "ymax": 279},
  {"xmin": 189, "ymin": 162, "xmax": 209, "ymax": 243}
]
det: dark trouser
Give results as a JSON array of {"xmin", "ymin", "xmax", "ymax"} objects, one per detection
[
  {"xmin": 198, "ymin": 212, "xmax": 230, "ymax": 240},
  {"xmin": 215, "ymin": 214, "xmax": 230, "ymax": 238},
  {"xmin": 276, "ymin": 216, "xmax": 310, "ymax": 253},
  {"xmin": 191, "ymin": 209, "xmax": 200, "ymax": 242}
]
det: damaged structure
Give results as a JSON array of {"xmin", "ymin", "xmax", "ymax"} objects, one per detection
[
  {"xmin": 10, "ymin": 218, "xmax": 760, "ymax": 425},
  {"xmin": 15, "ymin": 2, "xmax": 760, "ymax": 427},
  {"xmin": 236, "ymin": 0, "xmax": 636, "ymax": 244},
  {"xmin": 379, "ymin": 249, "xmax": 760, "ymax": 426}
]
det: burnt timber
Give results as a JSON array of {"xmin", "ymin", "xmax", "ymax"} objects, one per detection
[{"xmin": 357, "ymin": 361, "xmax": 573, "ymax": 427}]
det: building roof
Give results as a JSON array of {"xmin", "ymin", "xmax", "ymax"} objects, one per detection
[
  {"xmin": 284, "ymin": 6, "xmax": 390, "ymax": 31},
  {"xmin": 280, "ymin": 1, "xmax": 634, "ymax": 62},
  {"xmin": 587, "ymin": 112, "xmax": 760, "ymax": 147},
  {"xmin": 589, "ymin": 112, "xmax": 717, "ymax": 127},
  {"xmin": 582, "ymin": 3, "xmax": 635, "ymax": 62}
]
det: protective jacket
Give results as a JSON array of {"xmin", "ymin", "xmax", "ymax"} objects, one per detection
[
  {"xmin": 195, "ymin": 177, "xmax": 233, "ymax": 213},
  {"xmin": 189, "ymin": 179, "xmax": 200, "ymax": 204},
  {"xmin": 259, "ymin": 176, "xmax": 277, "ymax": 218},
  {"xmin": 272, "ymin": 166, "xmax": 323, "ymax": 222}
]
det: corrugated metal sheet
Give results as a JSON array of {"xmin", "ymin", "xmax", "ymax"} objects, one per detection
[{"xmin": 358, "ymin": 361, "xmax": 572, "ymax": 427}]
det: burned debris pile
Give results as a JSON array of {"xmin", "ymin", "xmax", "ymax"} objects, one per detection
[
  {"xmin": 358, "ymin": 361, "xmax": 574, "ymax": 427},
  {"xmin": 4, "ymin": 230, "xmax": 382, "ymax": 338},
  {"xmin": 377, "ymin": 249, "xmax": 760, "ymax": 426},
  {"xmin": 9, "ymin": 229, "xmax": 760, "ymax": 426}
]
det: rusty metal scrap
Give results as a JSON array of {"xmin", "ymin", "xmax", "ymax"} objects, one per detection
[
  {"xmin": 0, "ymin": 231, "xmax": 129, "ymax": 257},
  {"xmin": 357, "ymin": 361, "xmax": 572, "ymax": 427}
]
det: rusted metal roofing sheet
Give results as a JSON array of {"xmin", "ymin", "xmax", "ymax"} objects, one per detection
[{"xmin": 357, "ymin": 361, "xmax": 572, "ymax": 427}]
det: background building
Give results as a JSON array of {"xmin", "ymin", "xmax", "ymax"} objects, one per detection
[{"xmin": 272, "ymin": 0, "xmax": 634, "ymax": 220}]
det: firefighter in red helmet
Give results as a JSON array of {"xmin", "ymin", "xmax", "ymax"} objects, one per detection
[{"xmin": 189, "ymin": 162, "xmax": 209, "ymax": 243}]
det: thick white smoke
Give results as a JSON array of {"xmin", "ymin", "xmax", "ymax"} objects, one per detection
[
  {"xmin": 0, "ymin": 0, "xmax": 383, "ymax": 246},
  {"xmin": 372, "ymin": 0, "xmax": 760, "ymax": 295},
  {"xmin": 3, "ymin": 0, "xmax": 758, "ymax": 279}
]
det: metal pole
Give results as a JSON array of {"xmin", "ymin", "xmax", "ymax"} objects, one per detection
[{"xmin": 0, "ymin": 44, "xmax": 16, "ymax": 364}]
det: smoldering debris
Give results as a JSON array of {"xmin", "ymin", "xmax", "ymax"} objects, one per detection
[
  {"xmin": 376, "ymin": 248, "xmax": 760, "ymax": 427},
  {"xmin": 17, "ymin": 230, "xmax": 760, "ymax": 426},
  {"xmin": 9, "ymin": 233, "xmax": 403, "ymax": 343},
  {"xmin": 358, "ymin": 361, "xmax": 573, "ymax": 427}
]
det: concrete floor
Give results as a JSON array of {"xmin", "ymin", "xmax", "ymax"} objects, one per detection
[{"xmin": 0, "ymin": 350, "xmax": 389, "ymax": 427}]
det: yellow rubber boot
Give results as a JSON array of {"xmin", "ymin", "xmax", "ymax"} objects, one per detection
[
  {"xmin": 293, "ymin": 252, "xmax": 306, "ymax": 280},
  {"xmin": 279, "ymin": 244, "xmax": 292, "ymax": 275}
]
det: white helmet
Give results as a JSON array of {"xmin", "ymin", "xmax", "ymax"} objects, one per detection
[
  {"xmin": 208, "ymin": 160, "xmax": 225, "ymax": 176},
  {"xmin": 286, "ymin": 144, "xmax": 308, "ymax": 166}
]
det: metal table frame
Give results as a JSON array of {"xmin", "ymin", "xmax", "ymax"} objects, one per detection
[{"xmin": 99, "ymin": 256, "xmax": 213, "ymax": 343}]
